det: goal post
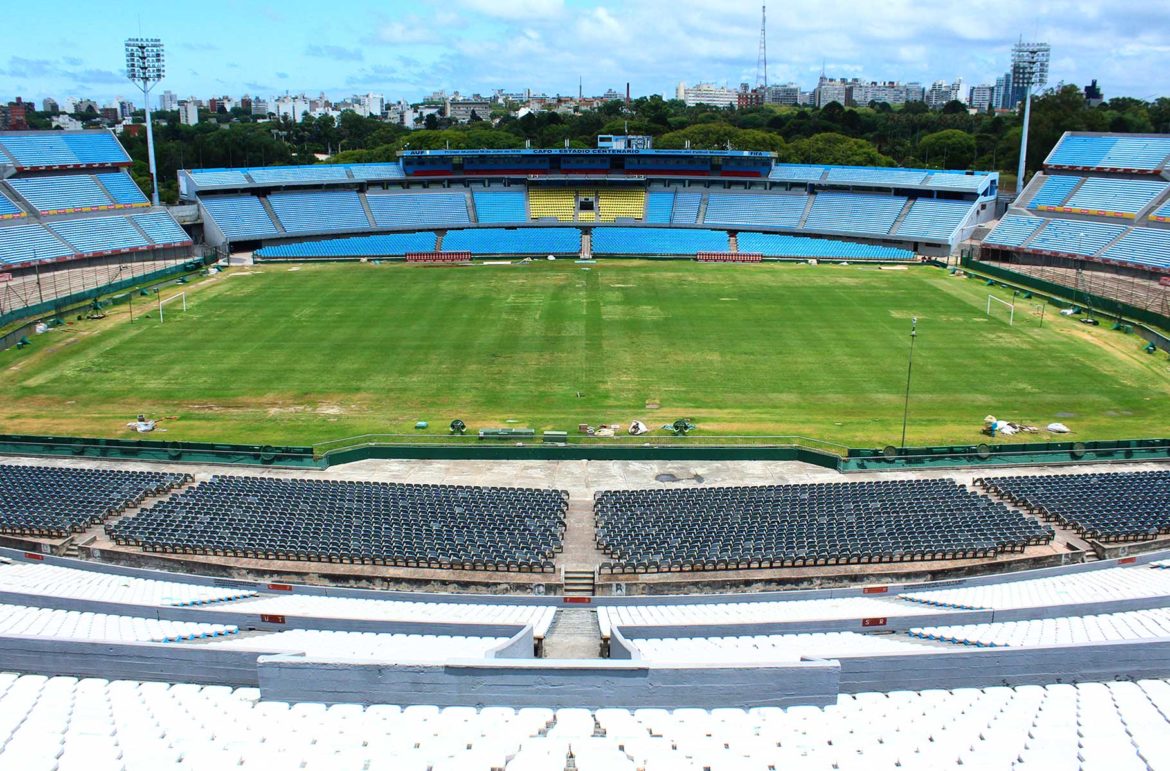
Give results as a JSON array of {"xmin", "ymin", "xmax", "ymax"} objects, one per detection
[
  {"xmin": 158, "ymin": 291, "xmax": 187, "ymax": 324},
  {"xmin": 986, "ymin": 294, "xmax": 1015, "ymax": 326}
]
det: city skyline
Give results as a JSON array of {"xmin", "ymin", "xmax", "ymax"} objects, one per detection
[{"xmin": 1, "ymin": 0, "xmax": 1168, "ymax": 106}]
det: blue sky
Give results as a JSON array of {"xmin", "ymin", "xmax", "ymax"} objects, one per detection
[{"xmin": 2, "ymin": 0, "xmax": 1167, "ymax": 106}]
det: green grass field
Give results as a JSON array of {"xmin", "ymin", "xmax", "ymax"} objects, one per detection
[{"xmin": 2, "ymin": 260, "xmax": 1168, "ymax": 448}]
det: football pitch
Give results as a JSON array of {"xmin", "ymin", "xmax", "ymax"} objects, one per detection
[{"xmin": 2, "ymin": 260, "xmax": 1168, "ymax": 449}]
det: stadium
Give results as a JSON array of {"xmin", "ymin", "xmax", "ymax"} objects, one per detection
[{"xmin": 1, "ymin": 125, "xmax": 1170, "ymax": 769}]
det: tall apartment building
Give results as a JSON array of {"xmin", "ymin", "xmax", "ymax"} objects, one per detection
[
  {"xmin": 676, "ymin": 82, "xmax": 738, "ymax": 108},
  {"xmin": 968, "ymin": 84, "xmax": 995, "ymax": 112}
]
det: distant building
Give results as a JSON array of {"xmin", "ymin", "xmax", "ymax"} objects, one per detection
[
  {"xmin": 51, "ymin": 114, "xmax": 83, "ymax": 130},
  {"xmin": 813, "ymin": 77, "xmax": 851, "ymax": 108},
  {"xmin": 968, "ymin": 84, "xmax": 995, "ymax": 112},
  {"xmin": 852, "ymin": 81, "xmax": 923, "ymax": 107},
  {"xmin": 597, "ymin": 134, "xmax": 653, "ymax": 150},
  {"xmin": 676, "ymin": 82, "xmax": 737, "ymax": 108},
  {"xmin": 159, "ymin": 90, "xmax": 177, "ymax": 111},
  {"xmin": 1084, "ymin": 79, "xmax": 1104, "ymax": 108},
  {"xmin": 355, "ymin": 93, "xmax": 384, "ymax": 118},
  {"xmin": 42, "ymin": 97, "xmax": 59, "ymax": 113},
  {"xmin": 178, "ymin": 101, "xmax": 199, "ymax": 126},
  {"xmin": 924, "ymin": 79, "xmax": 963, "ymax": 109},
  {"xmin": 447, "ymin": 98, "xmax": 491, "ymax": 122},
  {"xmin": 5, "ymin": 98, "xmax": 30, "ymax": 130},
  {"xmin": 763, "ymin": 83, "xmax": 801, "ymax": 106},
  {"xmin": 251, "ymin": 98, "xmax": 269, "ymax": 117}
]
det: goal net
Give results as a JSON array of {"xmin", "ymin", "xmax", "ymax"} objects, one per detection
[
  {"xmin": 986, "ymin": 294, "xmax": 1015, "ymax": 325},
  {"xmin": 158, "ymin": 291, "xmax": 187, "ymax": 324}
]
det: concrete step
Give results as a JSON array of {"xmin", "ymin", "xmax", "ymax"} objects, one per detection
[
  {"xmin": 563, "ymin": 569, "xmax": 595, "ymax": 597},
  {"xmin": 542, "ymin": 608, "xmax": 602, "ymax": 659}
]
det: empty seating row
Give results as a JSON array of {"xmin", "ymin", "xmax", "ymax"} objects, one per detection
[
  {"xmin": 107, "ymin": 476, "xmax": 567, "ymax": 572},
  {"xmin": 268, "ymin": 190, "xmax": 370, "ymax": 233},
  {"xmin": 0, "ymin": 223, "xmax": 74, "ymax": 265},
  {"xmin": 255, "ymin": 232, "xmax": 437, "ymax": 259},
  {"xmin": 228, "ymin": 594, "xmax": 556, "ymax": 638},
  {"xmin": 0, "ymin": 603, "xmax": 237, "ymax": 644},
  {"xmin": 826, "ymin": 167, "xmax": 928, "ymax": 187},
  {"xmin": 643, "ymin": 192, "xmax": 674, "ymax": 224},
  {"xmin": 977, "ymin": 470, "xmax": 1170, "ymax": 542},
  {"xmin": 202, "ymin": 629, "xmax": 509, "ymax": 660},
  {"xmin": 0, "ymin": 464, "xmax": 189, "ymax": 537},
  {"xmin": 367, "ymin": 192, "xmax": 470, "ymax": 228},
  {"xmin": 0, "ymin": 562, "xmax": 257, "ymax": 607},
  {"xmin": 0, "ymin": 130, "xmax": 130, "ymax": 169},
  {"xmin": 1027, "ymin": 175, "xmax": 1083, "ymax": 210},
  {"xmin": 983, "ymin": 214, "xmax": 1045, "ymax": 248},
  {"xmin": 1099, "ymin": 226, "xmax": 1170, "ymax": 271},
  {"xmin": 1046, "ymin": 133, "xmax": 1170, "ymax": 172},
  {"xmin": 472, "ymin": 191, "xmax": 528, "ymax": 223},
  {"xmin": 0, "ymin": 189, "xmax": 24, "ymax": 219},
  {"xmin": 596, "ymin": 596, "xmax": 943, "ymax": 638},
  {"xmin": 7, "ymin": 172, "xmax": 147, "ymax": 214},
  {"xmin": 442, "ymin": 227, "xmax": 581, "ymax": 255},
  {"xmin": 596, "ymin": 189, "xmax": 646, "ymax": 221},
  {"xmin": 627, "ymin": 631, "xmax": 935, "ymax": 663},
  {"xmin": 0, "ymin": 212, "xmax": 190, "ymax": 265},
  {"xmin": 591, "ymin": 228, "xmax": 729, "ymax": 256},
  {"xmin": 910, "ymin": 606, "xmax": 1170, "ymax": 648},
  {"xmin": 670, "ymin": 192, "xmax": 702, "ymax": 224},
  {"xmin": 894, "ymin": 199, "xmax": 975, "ymax": 241},
  {"xmin": 735, "ymin": 232, "xmax": 915, "ymax": 260},
  {"xmin": 594, "ymin": 479, "xmax": 1052, "ymax": 573},
  {"xmin": 898, "ymin": 565, "xmax": 1170, "ymax": 610},
  {"xmin": 1062, "ymin": 177, "xmax": 1169, "ymax": 217},
  {"xmin": 199, "ymin": 195, "xmax": 280, "ymax": 240},
  {"xmin": 527, "ymin": 188, "xmax": 577, "ymax": 221},
  {"xmin": 803, "ymin": 192, "xmax": 907, "ymax": 236},
  {"xmin": 128, "ymin": 212, "xmax": 191, "ymax": 246},
  {"xmin": 186, "ymin": 164, "xmax": 405, "ymax": 190},
  {"xmin": 1025, "ymin": 217, "xmax": 1127, "ymax": 256},
  {"xmin": 703, "ymin": 193, "xmax": 807, "ymax": 228},
  {"xmin": 3, "ymin": 674, "xmax": 1169, "ymax": 770}
]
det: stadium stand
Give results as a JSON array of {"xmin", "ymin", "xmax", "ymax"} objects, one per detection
[
  {"xmin": 347, "ymin": 163, "xmax": 405, "ymax": 181},
  {"xmin": 976, "ymin": 470, "xmax": 1170, "ymax": 542},
  {"xmin": 670, "ymin": 192, "xmax": 703, "ymax": 224},
  {"xmin": 255, "ymin": 232, "xmax": 437, "ymax": 259},
  {"xmin": 893, "ymin": 199, "xmax": 975, "ymax": 241},
  {"xmin": 591, "ymin": 228, "xmax": 729, "ymax": 256},
  {"xmin": 0, "ymin": 604, "xmax": 238, "ymax": 643},
  {"xmin": 0, "ymin": 561, "xmax": 256, "ymax": 607},
  {"xmin": 1025, "ymin": 218, "xmax": 1128, "ymax": 256},
  {"xmin": 528, "ymin": 188, "xmax": 579, "ymax": 221},
  {"xmin": 2, "ymin": 675, "xmax": 1169, "ymax": 770},
  {"xmin": 184, "ymin": 169, "xmax": 251, "ymax": 189},
  {"xmin": 597, "ymin": 189, "xmax": 646, "ymax": 221},
  {"xmin": 921, "ymin": 173, "xmax": 989, "ymax": 192},
  {"xmin": 0, "ymin": 130, "xmax": 130, "ymax": 170},
  {"xmin": 769, "ymin": 164, "xmax": 828, "ymax": 182},
  {"xmin": 1100, "ymin": 226, "xmax": 1170, "ymax": 270},
  {"xmin": 107, "ymin": 476, "xmax": 567, "ymax": 571},
  {"xmin": 0, "ymin": 223, "xmax": 74, "ymax": 265},
  {"xmin": 0, "ymin": 188, "xmax": 25, "ymax": 220},
  {"xmin": 268, "ymin": 190, "xmax": 370, "ymax": 233},
  {"xmin": 703, "ymin": 193, "xmax": 808, "ymax": 229},
  {"xmin": 0, "ymin": 464, "xmax": 189, "ymax": 538},
  {"xmin": 910, "ymin": 607, "xmax": 1170, "ymax": 648},
  {"xmin": 898, "ymin": 565, "xmax": 1170, "ymax": 610},
  {"xmin": 643, "ymin": 192, "xmax": 674, "ymax": 224},
  {"xmin": 129, "ymin": 212, "xmax": 193, "ymax": 246},
  {"xmin": 594, "ymin": 479, "xmax": 1052, "ymax": 573},
  {"xmin": 230, "ymin": 594, "xmax": 555, "ymax": 637},
  {"xmin": 1027, "ymin": 175, "xmax": 1082, "ymax": 210},
  {"xmin": 1045, "ymin": 133, "xmax": 1170, "ymax": 173},
  {"xmin": 94, "ymin": 172, "xmax": 150, "ymax": 207},
  {"xmin": 48, "ymin": 215, "xmax": 151, "ymax": 254},
  {"xmin": 471, "ymin": 191, "xmax": 528, "ymax": 223},
  {"xmin": 7, "ymin": 174, "xmax": 120, "ymax": 214},
  {"xmin": 441, "ymin": 228, "xmax": 581, "ymax": 255},
  {"xmin": 983, "ymin": 214, "xmax": 1046, "ymax": 248},
  {"xmin": 1058, "ymin": 177, "xmax": 1170, "ymax": 218},
  {"xmin": 803, "ymin": 192, "xmax": 906, "ymax": 236},
  {"xmin": 736, "ymin": 232, "xmax": 916, "ymax": 260},
  {"xmin": 248, "ymin": 166, "xmax": 350, "ymax": 185},
  {"xmin": 199, "ymin": 195, "xmax": 281, "ymax": 240},
  {"xmin": 826, "ymin": 167, "xmax": 928, "ymax": 187},
  {"xmin": 201, "ymin": 629, "xmax": 510, "ymax": 660},
  {"xmin": 366, "ymin": 192, "xmax": 471, "ymax": 228}
]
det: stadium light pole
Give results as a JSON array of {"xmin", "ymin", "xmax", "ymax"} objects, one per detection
[
  {"xmin": 900, "ymin": 317, "xmax": 918, "ymax": 449},
  {"xmin": 1012, "ymin": 40, "xmax": 1050, "ymax": 196},
  {"xmin": 125, "ymin": 37, "xmax": 165, "ymax": 207}
]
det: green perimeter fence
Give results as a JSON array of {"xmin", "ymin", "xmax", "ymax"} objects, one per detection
[{"xmin": 1, "ymin": 432, "xmax": 1167, "ymax": 472}]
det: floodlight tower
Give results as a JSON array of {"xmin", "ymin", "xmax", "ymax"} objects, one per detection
[
  {"xmin": 1012, "ymin": 40, "xmax": 1050, "ymax": 196},
  {"xmin": 125, "ymin": 37, "xmax": 165, "ymax": 206}
]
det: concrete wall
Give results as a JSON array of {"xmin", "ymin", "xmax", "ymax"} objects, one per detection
[
  {"xmin": 257, "ymin": 655, "xmax": 841, "ymax": 709},
  {"xmin": 0, "ymin": 635, "xmax": 268, "ymax": 686},
  {"xmin": 823, "ymin": 637, "xmax": 1170, "ymax": 693}
]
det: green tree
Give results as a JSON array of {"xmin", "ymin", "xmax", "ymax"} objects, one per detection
[{"xmin": 917, "ymin": 129, "xmax": 977, "ymax": 169}]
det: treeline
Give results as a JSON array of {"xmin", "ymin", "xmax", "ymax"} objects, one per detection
[{"xmin": 92, "ymin": 86, "xmax": 1170, "ymax": 202}]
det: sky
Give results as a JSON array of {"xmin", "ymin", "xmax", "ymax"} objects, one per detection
[{"xmin": 1, "ymin": 0, "xmax": 1168, "ymax": 107}]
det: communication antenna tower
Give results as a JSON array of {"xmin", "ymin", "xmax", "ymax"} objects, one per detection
[{"xmin": 755, "ymin": 5, "xmax": 768, "ymax": 89}]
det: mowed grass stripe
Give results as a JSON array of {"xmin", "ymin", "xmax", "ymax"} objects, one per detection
[{"xmin": 1, "ymin": 260, "xmax": 1167, "ymax": 447}]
